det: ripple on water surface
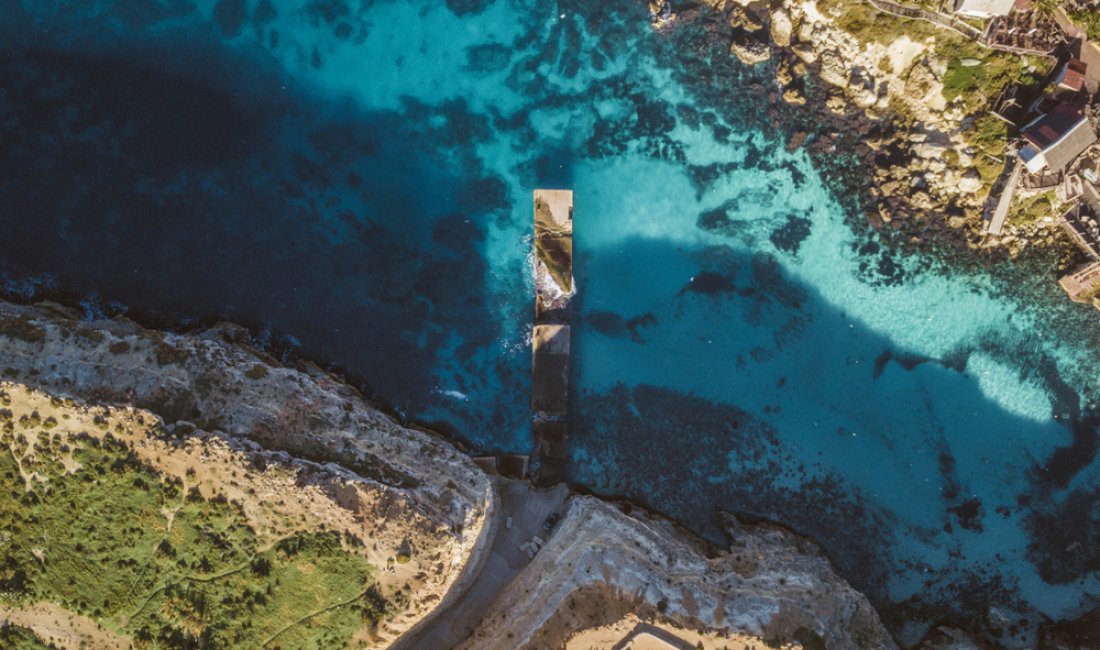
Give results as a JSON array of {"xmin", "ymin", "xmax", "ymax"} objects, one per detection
[{"xmin": 1, "ymin": 0, "xmax": 1099, "ymax": 642}]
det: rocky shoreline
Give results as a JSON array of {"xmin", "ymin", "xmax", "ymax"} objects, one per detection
[
  {"xmin": 3, "ymin": 298, "xmax": 1100, "ymax": 647},
  {"xmin": 0, "ymin": 300, "xmax": 498, "ymax": 647},
  {"xmin": 0, "ymin": 299, "xmax": 897, "ymax": 647},
  {"xmin": 652, "ymin": 0, "xmax": 1086, "ymax": 271},
  {"xmin": 641, "ymin": 1, "xmax": 1100, "ymax": 646}
]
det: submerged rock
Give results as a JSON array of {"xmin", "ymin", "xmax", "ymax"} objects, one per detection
[{"xmin": 916, "ymin": 627, "xmax": 988, "ymax": 650}]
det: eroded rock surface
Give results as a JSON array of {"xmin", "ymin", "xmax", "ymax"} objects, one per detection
[{"xmin": 460, "ymin": 496, "xmax": 896, "ymax": 649}]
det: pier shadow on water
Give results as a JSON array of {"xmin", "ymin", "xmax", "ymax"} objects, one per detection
[{"xmin": 567, "ymin": 235, "xmax": 1100, "ymax": 644}]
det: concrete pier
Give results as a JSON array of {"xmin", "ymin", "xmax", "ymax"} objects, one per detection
[{"xmin": 532, "ymin": 189, "xmax": 573, "ymax": 485}]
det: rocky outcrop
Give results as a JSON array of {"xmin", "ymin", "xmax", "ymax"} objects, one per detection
[
  {"xmin": 915, "ymin": 627, "xmax": 990, "ymax": 650},
  {"xmin": 1037, "ymin": 606, "xmax": 1100, "ymax": 650},
  {"xmin": 731, "ymin": 31, "xmax": 772, "ymax": 64},
  {"xmin": 460, "ymin": 496, "xmax": 896, "ymax": 649},
  {"xmin": 0, "ymin": 301, "xmax": 490, "ymax": 528},
  {"xmin": 0, "ymin": 300, "xmax": 497, "ymax": 646},
  {"xmin": 0, "ymin": 381, "xmax": 472, "ymax": 648},
  {"xmin": 649, "ymin": 0, "xmax": 1055, "ymax": 256},
  {"xmin": 779, "ymin": 1, "xmax": 1000, "ymax": 237}
]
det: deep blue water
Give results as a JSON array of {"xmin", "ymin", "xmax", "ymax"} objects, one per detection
[{"xmin": 2, "ymin": 0, "xmax": 1100, "ymax": 643}]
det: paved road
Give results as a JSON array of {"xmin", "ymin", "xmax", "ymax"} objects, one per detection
[{"xmin": 393, "ymin": 479, "xmax": 570, "ymax": 650}]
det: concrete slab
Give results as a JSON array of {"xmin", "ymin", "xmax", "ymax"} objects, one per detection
[
  {"xmin": 534, "ymin": 189, "xmax": 573, "ymax": 234},
  {"xmin": 533, "ymin": 324, "xmax": 570, "ymax": 354},
  {"xmin": 986, "ymin": 159, "xmax": 1023, "ymax": 235},
  {"xmin": 532, "ymin": 353, "xmax": 569, "ymax": 412}
]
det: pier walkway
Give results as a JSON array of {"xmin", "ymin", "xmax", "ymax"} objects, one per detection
[{"xmin": 532, "ymin": 189, "xmax": 573, "ymax": 486}]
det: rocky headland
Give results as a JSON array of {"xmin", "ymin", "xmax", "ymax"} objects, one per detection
[
  {"xmin": 0, "ymin": 299, "xmax": 496, "ymax": 647},
  {"xmin": 0, "ymin": 300, "xmax": 904, "ymax": 648},
  {"xmin": 460, "ymin": 496, "xmax": 894, "ymax": 649}
]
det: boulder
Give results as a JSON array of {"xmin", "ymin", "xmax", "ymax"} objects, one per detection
[
  {"xmin": 782, "ymin": 87, "xmax": 807, "ymax": 106},
  {"xmin": 735, "ymin": 2, "xmax": 767, "ymax": 30},
  {"xmin": 818, "ymin": 50, "xmax": 849, "ymax": 88},
  {"xmin": 792, "ymin": 42, "xmax": 817, "ymax": 64},
  {"xmin": 912, "ymin": 143, "xmax": 945, "ymax": 159},
  {"xmin": 770, "ymin": 9, "xmax": 793, "ymax": 47},
  {"xmin": 826, "ymin": 93, "xmax": 848, "ymax": 114},
  {"xmin": 776, "ymin": 58, "xmax": 794, "ymax": 86},
  {"xmin": 958, "ymin": 168, "xmax": 982, "ymax": 194}
]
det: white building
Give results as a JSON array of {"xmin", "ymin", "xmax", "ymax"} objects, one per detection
[{"xmin": 954, "ymin": 0, "xmax": 1015, "ymax": 18}]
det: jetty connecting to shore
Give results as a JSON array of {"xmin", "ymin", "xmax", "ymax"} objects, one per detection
[{"xmin": 531, "ymin": 189, "xmax": 574, "ymax": 486}]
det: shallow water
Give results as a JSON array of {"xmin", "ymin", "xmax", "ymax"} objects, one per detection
[{"xmin": 2, "ymin": 0, "xmax": 1099, "ymax": 642}]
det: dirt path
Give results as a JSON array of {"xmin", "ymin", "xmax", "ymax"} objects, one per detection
[{"xmin": 260, "ymin": 585, "xmax": 373, "ymax": 647}]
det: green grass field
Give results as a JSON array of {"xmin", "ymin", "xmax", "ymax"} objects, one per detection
[
  {"xmin": 0, "ymin": 403, "xmax": 389, "ymax": 649},
  {"xmin": 1009, "ymin": 190, "xmax": 1062, "ymax": 226},
  {"xmin": 940, "ymin": 39, "xmax": 1047, "ymax": 113}
]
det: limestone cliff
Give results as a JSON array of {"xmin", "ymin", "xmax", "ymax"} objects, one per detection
[
  {"xmin": 460, "ymin": 496, "xmax": 896, "ymax": 649},
  {"xmin": 0, "ymin": 300, "xmax": 496, "ymax": 646}
]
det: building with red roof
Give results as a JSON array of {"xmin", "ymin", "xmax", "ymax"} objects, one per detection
[
  {"xmin": 1056, "ymin": 59, "xmax": 1088, "ymax": 94},
  {"xmin": 1019, "ymin": 102, "xmax": 1097, "ymax": 174}
]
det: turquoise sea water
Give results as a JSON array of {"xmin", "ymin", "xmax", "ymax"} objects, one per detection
[{"xmin": 2, "ymin": 0, "xmax": 1100, "ymax": 643}]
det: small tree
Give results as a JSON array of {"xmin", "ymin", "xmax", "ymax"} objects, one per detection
[{"xmin": 1031, "ymin": 0, "xmax": 1062, "ymax": 21}]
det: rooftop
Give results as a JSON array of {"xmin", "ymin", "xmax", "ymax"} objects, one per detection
[
  {"xmin": 1022, "ymin": 103, "xmax": 1085, "ymax": 150},
  {"xmin": 1019, "ymin": 103, "xmax": 1097, "ymax": 173},
  {"xmin": 1056, "ymin": 59, "xmax": 1088, "ymax": 92}
]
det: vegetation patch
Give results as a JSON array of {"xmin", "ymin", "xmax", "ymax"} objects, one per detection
[
  {"xmin": 969, "ymin": 113, "xmax": 1010, "ymax": 190},
  {"xmin": 154, "ymin": 343, "xmax": 190, "ymax": 366},
  {"xmin": 0, "ymin": 315, "xmax": 46, "ymax": 345},
  {"xmin": 1009, "ymin": 190, "xmax": 1063, "ymax": 225},
  {"xmin": 245, "ymin": 363, "xmax": 270, "ymax": 380},
  {"xmin": 815, "ymin": 0, "xmax": 941, "ymax": 43},
  {"xmin": 0, "ymin": 623, "xmax": 57, "ymax": 650},
  {"xmin": 940, "ymin": 42, "xmax": 1045, "ymax": 114},
  {"xmin": 1070, "ymin": 9, "xmax": 1100, "ymax": 40},
  {"xmin": 0, "ymin": 391, "xmax": 389, "ymax": 650}
]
